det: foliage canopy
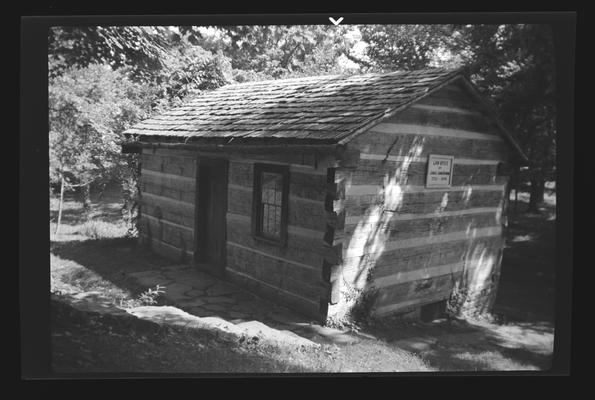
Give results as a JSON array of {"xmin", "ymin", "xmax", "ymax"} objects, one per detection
[{"xmin": 48, "ymin": 23, "xmax": 558, "ymax": 212}]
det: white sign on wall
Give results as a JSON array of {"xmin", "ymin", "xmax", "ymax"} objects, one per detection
[{"xmin": 425, "ymin": 154, "xmax": 454, "ymax": 188}]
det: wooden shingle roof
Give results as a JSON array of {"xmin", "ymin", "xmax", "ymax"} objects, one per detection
[{"xmin": 124, "ymin": 68, "xmax": 463, "ymax": 145}]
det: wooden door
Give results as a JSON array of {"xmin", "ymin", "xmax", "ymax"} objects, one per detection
[{"xmin": 195, "ymin": 157, "xmax": 228, "ymax": 276}]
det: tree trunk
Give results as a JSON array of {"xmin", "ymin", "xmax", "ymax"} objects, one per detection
[
  {"xmin": 97, "ymin": 181, "xmax": 107, "ymax": 201},
  {"xmin": 527, "ymin": 177, "xmax": 545, "ymax": 213},
  {"xmin": 54, "ymin": 173, "xmax": 65, "ymax": 235}
]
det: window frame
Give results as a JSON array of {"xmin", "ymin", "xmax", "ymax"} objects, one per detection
[{"xmin": 252, "ymin": 163, "xmax": 290, "ymax": 246}]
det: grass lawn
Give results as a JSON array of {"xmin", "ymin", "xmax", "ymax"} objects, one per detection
[
  {"xmin": 49, "ymin": 183, "xmax": 557, "ymax": 373},
  {"xmin": 51, "ymin": 296, "xmax": 333, "ymax": 374}
]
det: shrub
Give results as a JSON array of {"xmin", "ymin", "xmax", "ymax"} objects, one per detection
[
  {"xmin": 119, "ymin": 285, "xmax": 166, "ymax": 308},
  {"xmin": 347, "ymin": 288, "xmax": 380, "ymax": 330}
]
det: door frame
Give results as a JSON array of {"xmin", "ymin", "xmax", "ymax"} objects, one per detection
[{"xmin": 194, "ymin": 156, "xmax": 228, "ymax": 276}]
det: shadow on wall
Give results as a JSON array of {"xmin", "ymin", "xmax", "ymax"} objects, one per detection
[
  {"xmin": 332, "ymin": 138, "xmax": 506, "ymax": 322},
  {"xmin": 333, "ymin": 137, "xmax": 425, "ymax": 320}
]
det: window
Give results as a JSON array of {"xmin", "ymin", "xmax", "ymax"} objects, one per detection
[{"xmin": 252, "ymin": 163, "xmax": 289, "ymax": 245}]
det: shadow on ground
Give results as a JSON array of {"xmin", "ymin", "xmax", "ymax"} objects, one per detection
[
  {"xmin": 52, "ymin": 238, "xmax": 172, "ymax": 280},
  {"xmin": 493, "ymin": 201, "xmax": 556, "ymax": 323},
  {"xmin": 366, "ymin": 316, "xmax": 554, "ymax": 371},
  {"xmin": 50, "ymin": 296, "xmax": 327, "ymax": 373},
  {"xmin": 50, "ymin": 185, "xmax": 124, "ymax": 225},
  {"xmin": 50, "ymin": 237, "xmax": 361, "ymax": 347}
]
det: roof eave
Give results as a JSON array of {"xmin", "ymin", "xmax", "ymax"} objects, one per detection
[{"xmin": 120, "ymin": 137, "xmax": 346, "ymax": 155}]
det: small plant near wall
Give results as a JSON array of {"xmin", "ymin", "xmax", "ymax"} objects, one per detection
[
  {"xmin": 446, "ymin": 278, "xmax": 467, "ymax": 317},
  {"xmin": 137, "ymin": 285, "xmax": 166, "ymax": 306},
  {"xmin": 347, "ymin": 288, "xmax": 380, "ymax": 330},
  {"xmin": 340, "ymin": 281, "xmax": 363, "ymax": 304},
  {"xmin": 118, "ymin": 285, "xmax": 166, "ymax": 309},
  {"xmin": 330, "ymin": 267, "xmax": 381, "ymax": 330},
  {"xmin": 446, "ymin": 280, "xmax": 496, "ymax": 322}
]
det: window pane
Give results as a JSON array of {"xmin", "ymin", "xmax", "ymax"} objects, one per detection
[
  {"xmin": 275, "ymin": 206, "xmax": 282, "ymax": 235},
  {"xmin": 266, "ymin": 205, "xmax": 272, "ymax": 233},
  {"xmin": 268, "ymin": 207, "xmax": 273, "ymax": 234},
  {"xmin": 264, "ymin": 204, "xmax": 270, "ymax": 233},
  {"xmin": 260, "ymin": 171, "xmax": 283, "ymax": 238},
  {"xmin": 273, "ymin": 183, "xmax": 279, "ymax": 206}
]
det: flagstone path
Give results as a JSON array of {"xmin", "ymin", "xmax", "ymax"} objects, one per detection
[{"xmin": 126, "ymin": 264, "xmax": 361, "ymax": 346}]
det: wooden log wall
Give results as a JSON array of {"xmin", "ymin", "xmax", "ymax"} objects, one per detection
[
  {"xmin": 224, "ymin": 153, "xmax": 338, "ymax": 322},
  {"xmin": 137, "ymin": 147, "xmax": 197, "ymax": 263},
  {"xmin": 327, "ymin": 81, "xmax": 513, "ymax": 320}
]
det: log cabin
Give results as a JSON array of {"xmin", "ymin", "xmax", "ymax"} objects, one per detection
[{"xmin": 122, "ymin": 68, "xmax": 528, "ymax": 324}]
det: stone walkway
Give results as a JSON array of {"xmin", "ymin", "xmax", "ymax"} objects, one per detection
[{"xmin": 127, "ymin": 264, "xmax": 360, "ymax": 345}]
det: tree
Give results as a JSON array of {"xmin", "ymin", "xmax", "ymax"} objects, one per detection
[
  {"xmin": 356, "ymin": 24, "xmax": 459, "ymax": 72},
  {"xmin": 49, "ymin": 27, "xmax": 237, "ymax": 234},
  {"xmin": 152, "ymin": 38, "xmax": 233, "ymax": 108},
  {"xmin": 48, "ymin": 26, "xmax": 172, "ymax": 83},
  {"xmin": 179, "ymin": 25, "xmax": 359, "ymax": 81},
  {"xmin": 49, "ymin": 63, "xmax": 153, "ymax": 233},
  {"xmin": 450, "ymin": 24, "xmax": 556, "ymax": 213}
]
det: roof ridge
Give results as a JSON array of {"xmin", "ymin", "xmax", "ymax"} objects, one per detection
[
  {"xmin": 224, "ymin": 74, "xmax": 341, "ymax": 87},
  {"xmin": 222, "ymin": 67, "xmax": 460, "ymax": 89}
]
